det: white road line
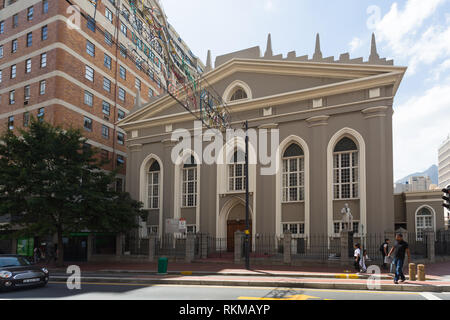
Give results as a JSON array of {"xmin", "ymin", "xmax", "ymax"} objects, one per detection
[{"xmin": 421, "ymin": 292, "xmax": 442, "ymax": 300}]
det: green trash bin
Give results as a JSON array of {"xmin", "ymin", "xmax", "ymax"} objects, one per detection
[{"xmin": 158, "ymin": 257, "xmax": 168, "ymax": 275}]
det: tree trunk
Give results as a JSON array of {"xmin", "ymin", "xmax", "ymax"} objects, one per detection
[{"xmin": 57, "ymin": 229, "xmax": 64, "ymax": 267}]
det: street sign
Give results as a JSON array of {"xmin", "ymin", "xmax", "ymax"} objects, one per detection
[
  {"xmin": 165, "ymin": 218, "xmax": 187, "ymax": 234},
  {"xmin": 179, "ymin": 218, "xmax": 187, "ymax": 232}
]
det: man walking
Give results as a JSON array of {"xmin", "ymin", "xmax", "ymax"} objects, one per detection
[{"xmin": 388, "ymin": 234, "xmax": 411, "ymax": 284}]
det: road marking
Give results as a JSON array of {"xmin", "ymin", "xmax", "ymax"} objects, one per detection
[
  {"xmin": 420, "ymin": 292, "xmax": 442, "ymax": 300},
  {"xmin": 239, "ymin": 294, "xmax": 321, "ymax": 301}
]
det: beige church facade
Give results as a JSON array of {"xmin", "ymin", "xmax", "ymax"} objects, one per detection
[{"xmin": 118, "ymin": 34, "xmax": 445, "ymax": 243}]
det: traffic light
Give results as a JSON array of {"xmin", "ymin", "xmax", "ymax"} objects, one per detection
[{"xmin": 443, "ymin": 186, "xmax": 450, "ymax": 210}]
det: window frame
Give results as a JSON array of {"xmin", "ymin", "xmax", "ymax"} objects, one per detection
[{"xmin": 282, "ymin": 144, "xmax": 305, "ymax": 203}]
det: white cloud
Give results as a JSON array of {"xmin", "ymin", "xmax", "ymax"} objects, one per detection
[
  {"xmin": 393, "ymin": 83, "xmax": 450, "ymax": 180},
  {"xmin": 374, "ymin": 0, "xmax": 449, "ymax": 74},
  {"xmin": 349, "ymin": 37, "xmax": 363, "ymax": 53}
]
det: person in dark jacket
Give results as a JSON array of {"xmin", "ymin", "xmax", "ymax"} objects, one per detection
[{"xmin": 388, "ymin": 234, "xmax": 411, "ymax": 284}]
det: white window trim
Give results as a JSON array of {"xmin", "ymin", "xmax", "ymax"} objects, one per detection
[
  {"xmin": 282, "ymin": 154, "xmax": 305, "ymax": 203},
  {"xmin": 148, "ymin": 170, "xmax": 160, "ymax": 210},
  {"xmin": 182, "ymin": 167, "xmax": 198, "ymax": 208},
  {"xmin": 415, "ymin": 205, "xmax": 436, "ymax": 241},
  {"xmin": 333, "ymin": 150, "xmax": 359, "ymax": 200}
]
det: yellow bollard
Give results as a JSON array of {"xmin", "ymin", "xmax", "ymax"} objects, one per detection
[
  {"xmin": 408, "ymin": 263, "xmax": 417, "ymax": 281},
  {"xmin": 417, "ymin": 264, "xmax": 426, "ymax": 281}
]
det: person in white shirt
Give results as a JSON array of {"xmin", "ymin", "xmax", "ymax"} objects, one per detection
[{"xmin": 354, "ymin": 243, "xmax": 361, "ymax": 272}]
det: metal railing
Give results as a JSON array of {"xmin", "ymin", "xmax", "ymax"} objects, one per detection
[{"xmin": 435, "ymin": 230, "xmax": 450, "ymax": 256}]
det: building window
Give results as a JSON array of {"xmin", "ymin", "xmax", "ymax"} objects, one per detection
[
  {"xmin": 102, "ymin": 101, "xmax": 110, "ymax": 115},
  {"xmin": 0, "ymin": 45, "xmax": 3, "ymax": 58},
  {"xmin": 104, "ymin": 54, "xmax": 112, "ymax": 69},
  {"xmin": 182, "ymin": 156, "xmax": 198, "ymax": 207},
  {"xmin": 187, "ymin": 225, "xmax": 197, "ymax": 234},
  {"xmin": 12, "ymin": 39, "xmax": 18, "ymax": 53},
  {"xmin": 148, "ymin": 161, "xmax": 160, "ymax": 209},
  {"xmin": 228, "ymin": 150, "xmax": 246, "ymax": 191},
  {"xmin": 40, "ymin": 53, "xmax": 47, "ymax": 68},
  {"xmin": 148, "ymin": 88, "xmax": 153, "ymax": 98},
  {"xmin": 416, "ymin": 207, "xmax": 434, "ymax": 240},
  {"xmin": 87, "ymin": 16, "xmax": 96, "ymax": 32},
  {"xmin": 42, "ymin": 0, "xmax": 49, "ymax": 14},
  {"xmin": 282, "ymin": 143, "xmax": 305, "ymax": 202},
  {"xmin": 103, "ymin": 77, "xmax": 111, "ymax": 92},
  {"xmin": 0, "ymin": 21, "xmax": 4, "ymax": 34},
  {"xmin": 119, "ymin": 44, "xmax": 127, "ymax": 58},
  {"xmin": 118, "ymin": 87, "xmax": 125, "ymax": 102},
  {"xmin": 101, "ymin": 125, "xmax": 109, "ymax": 139},
  {"xmin": 135, "ymin": 78, "xmax": 141, "ymax": 90},
  {"xmin": 117, "ymin": 155, "xmax": 125, "ymax": 167},
  {"xmin": 148, "ymin": 226, "xmax": 158, "ymax": 235},
  {"xmin": 101, "ymin": 149, "xmax": 109, "ymax": 160},
  {"xmin": 85, "ymin": 65, "xmax": 94, "ymax": 82},
  {"xmin": 119, "ymin": 66, "xmax": 126, "ymax": 79},
  {"xmin": 118, "ymin": 110, "xmax": 125, "ymax": 120},
  {"xmin": 39, "ymin": 80, "xmax": 46, "ymax": 95},
  {"xmin": 9, "ymin": 90, "xmax": 15, "ymax": 104},
  {"xmin": 0, "ymin": 70, "xmax": 2, "ymax": 83},
  {"xmin": 27, "ymin": 7, "xmax": 34, "ymax": 21},
  {"xmin": 230, "ymin": 88, "xmax": 248, "ymax": 101},
  {"xmin": 105, "ymin": 8, "xmax": 113, "ymax": 23},
  {"xmin": 84, "ymin": 117, "xmax": 93, "ymax": 131},
  {"xmin": 11, "ymin": 65, "xmax": 16, "ymax": 78},
  {"xmin": 24, "ymin": 85, "xmax": 30, "ymax": 100},
  {"xmin": 37, "ymin": 108, "xmax": 45, "ymax": 122},
  {"xmin": 120, "ymin": 22, "xmax": 127, "ymax": 36},
  {"xmin": 23, "ymin": 112, "xmax": 30, "ymax": 127},
  {"xmin": 105, "ymin": 31, "xmax": 112, "ymax": 46},
  {"xmin": 117, "ymin": 132, "xmax": 125, "ymax": 145},
  {"xmin": 333, "ymin": 137, "xmax": 359, "ymax": 200},
  {"xmin": 84, "ymin": 91, "xmax": 93, "ymax": 106},
  {"xmin": 7, "ymin": 116, "xmax": 14, "ymax": 130},
  {"xmin": 25, "ymin": 59, "xmax": 32, "ymax": 73},
  {"xmin": 41, "ymin": 25, "xmax": 48, "ymax": 40},
  {"xmin": 12, "ymin": 14, "xmax": 18, "ymax": 28},
  {"xmin": 282, "ymin": 223, "xmax": 305, "ymax": 235},
  {"xmin": 26, "ymin": 32, "xmax": 32, "ymax": 47},
  {"xmin": 333, "ymin": 221, "xmax": 360, "ymax": 235},
  {"xmin": 86, "ymin": 40, "xmax": 95, "ymax": 57}
]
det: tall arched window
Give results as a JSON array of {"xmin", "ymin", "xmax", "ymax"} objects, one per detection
[
  {"xmin": 230, "ymin": 88, "xmax": 247, "ymax": 101},
  {"xmin": 416, "ymin": 207, "xmax": 434, "ymax": 240},
  {"xmin": 182, "ymin": 156, "xmax": 197, "ymax": 207},
  {"xmin": 282, "ymin": 143, "xmax": 305, "ymax": 202},
  {"xmin": 148, "ymin": 161, "xmax": 160, "ymax": 209},
  {"xmin": 229, "ymin": 150, "xmax": 246, "ymax": 191},
  {"xmin": 333, "ymin": 137, "xmax": 359, "ymax": 199}
]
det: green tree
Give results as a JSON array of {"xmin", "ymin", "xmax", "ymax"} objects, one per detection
[{"xmin": 0, "ymin": 119, "xmax": 143, "ymax": 266}]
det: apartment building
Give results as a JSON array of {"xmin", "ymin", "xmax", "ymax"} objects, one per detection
[
  {"xmin": 439, "ymin": 135, "xmax": 450, "ymax": 189},
  {"xmin": 0, "ymin": 0, "xmax": 203, "ymax": 190}
]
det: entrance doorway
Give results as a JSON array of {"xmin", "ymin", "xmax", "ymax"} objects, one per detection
[{"xmin": 227, "ymin": 220, "xmax": 252, "ymax": 252}]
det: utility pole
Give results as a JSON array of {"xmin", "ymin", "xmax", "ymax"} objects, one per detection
[{"xmin": 244, "ymin": 120, "xmax": 250, "ymax": 270}]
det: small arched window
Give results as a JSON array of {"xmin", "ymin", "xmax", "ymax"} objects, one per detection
[
  {"xmin": 148, "ymin": 160, "xmax": 160, "ymax": 209},
  {"xmin": 182, "ymin": 156, "xmax": 197, "ymax": 207},
  {"xmin": 229, "ymin": 150, "xmax": 246, "ymax": 191},
  {"xmin": 282, "ymin": 143, "xmax": 305, "ymax": 202},
  {"xmin": 333, "ymin": 137, "xmax": 359, "ymax": 200},
  {"xmin": 230, "ymin": 88, "xmax": 248, "ymax": 101},
  {"xmin": 416, "ymin": 207, "xmax": 434, "ymax": 240}
]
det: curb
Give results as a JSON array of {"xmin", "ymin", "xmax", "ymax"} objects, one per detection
[
  {"xmin": 50, "ymin": 276, "xmax": 450, "ymax": 293},
  {"xmin": 49, "ymin": 269, "xmax": 394, "ymax": 280}
]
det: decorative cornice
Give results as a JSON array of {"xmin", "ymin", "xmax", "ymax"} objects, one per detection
[
  {"xmin": 128, "ymin": 144, "xmax": 143, "ymax": 152},
  {"xmin": 306, "ymin": 115, "xmax": 330, "ymax": 127},
  {"xmin": 361, "ymin": 106, "xmax": 389, "ymax": 119},
  {"xmin": 162, "ymin": 138, "xmax": 179, "ymax": 147},
  {"xmin": 258, "ymin": 123, "xmax": 279, "ymax": 129}
]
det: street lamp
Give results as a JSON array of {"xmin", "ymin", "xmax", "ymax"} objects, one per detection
[{"xmin": 244, "ymin": 120, "xmax": 250, "ymax": 270}]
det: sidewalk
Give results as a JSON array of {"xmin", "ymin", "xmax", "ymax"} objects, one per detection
[{"xmin": 46, "ymin": 260, "xmax": 450, "ymax": 292}]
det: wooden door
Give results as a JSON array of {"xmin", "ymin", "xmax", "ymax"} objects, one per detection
[{"xmin": 227, "ymin": 220, "xmax": 252, "ymax": 252}]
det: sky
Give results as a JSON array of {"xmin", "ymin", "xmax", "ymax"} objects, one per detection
[{"xmin": 160, "ymin": 0, "xmax": 450, "ymax": 181}]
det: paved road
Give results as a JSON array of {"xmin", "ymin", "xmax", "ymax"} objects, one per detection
[{"xmin": 1, "ymin": 282, "xmax": 450, "ymax": 300}]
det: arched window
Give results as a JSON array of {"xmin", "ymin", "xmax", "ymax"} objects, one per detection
[
  {"xmin": 148, "ymin": 160, "xmax": 160, "ymax": 209},
  {"xmin": 182, "ymin": 156, "xmax": 197, "ymax": 207},
  {"xmin": 282, "ymin": 143, "xmax": 305, "ymax": 202},
  {"xmin": 229, "ymin": 149, "xmax": 246, "ymax": 191},
  {"xmin": 333, "ymin": 137, "xmax": 359, "ymax": 199},
  {"xmin": 416, "ymin": 207, "xmax": 434, "ymax": 240},
  {"xmin": 230, "ymin": 88, "xmax": 247, "ymax": 101}
]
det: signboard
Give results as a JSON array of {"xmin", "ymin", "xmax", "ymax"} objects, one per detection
[
  {"xmin": 165, "ymin": 218, "xmax": 187, "ymax": 234},
  {"xmin": 17, "ymin": 238, "xmax": 34, "ymax": 257}
]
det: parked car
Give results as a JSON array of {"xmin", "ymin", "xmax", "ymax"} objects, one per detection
[{"xmin": 0, "ymin": 255, "xmax": 49, "ymax": 291}]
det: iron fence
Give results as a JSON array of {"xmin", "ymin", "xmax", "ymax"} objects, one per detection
[
  {"xmin": 252, "ymin": 234, "xmax": 281, "ymax": 258},
  {"xmin": 125, "ymin": 236, "xmax": 149, "ymax": 256},
  {"xmin": 206, "ymin": 236, "xmax": 229, "ymax": 258},
  {"xmin": 435, "ymin": 230, "xmax": 450, "ymax": 256},
  {"xmin": 155, "ymin": 234, "xmax": 186, "ymax": 257},
  {"xmin": 290, "ymin": 234, "xmax": 341, "ymax": 261}
]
